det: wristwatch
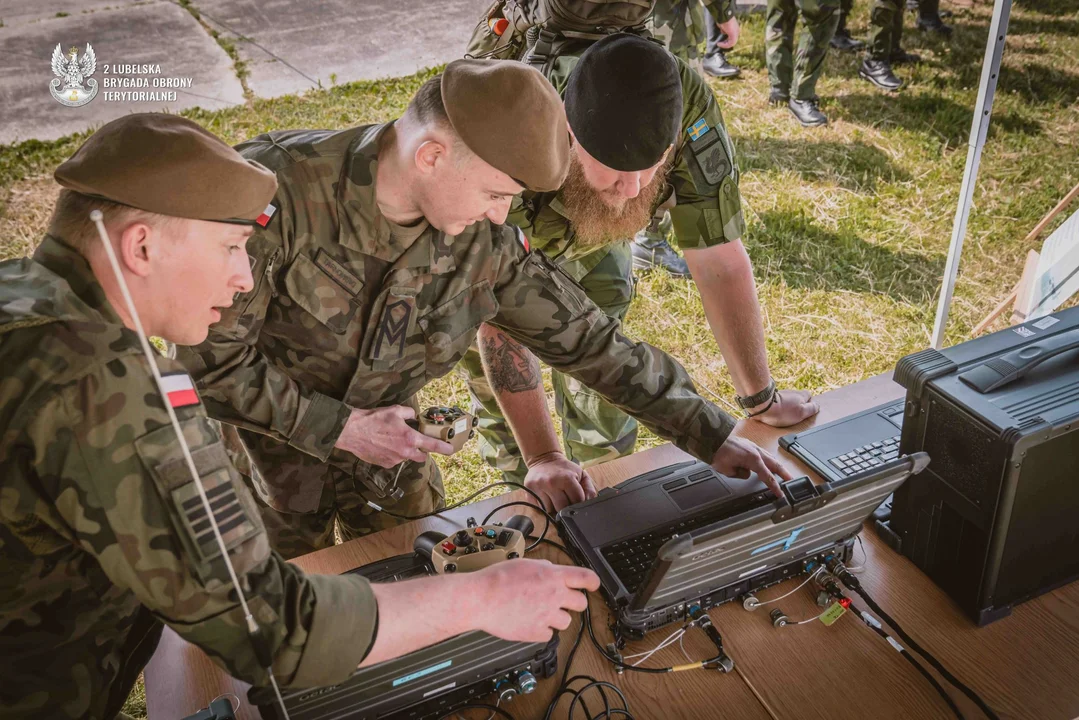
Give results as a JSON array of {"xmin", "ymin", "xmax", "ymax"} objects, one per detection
[{"xmin": 736, "ymin": 379, "xmax": 777, "ymax": 414}]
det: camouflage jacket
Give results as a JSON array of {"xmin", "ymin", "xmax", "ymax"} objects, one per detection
[
  {"xmin": 512, "ymin": 51, "xmax": 745, "ymax": 275},
  {"xmin": 0, "ymin": 236, "xmax": 378, "ymax": 719},
  {"xmin": 176, "ymin": 123, "xmax": 737, "ymax": 514}
]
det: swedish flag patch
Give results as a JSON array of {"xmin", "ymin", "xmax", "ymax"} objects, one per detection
[{"xmin": 688, "ymin": 118, "xmax": 711, "ymax": 141}]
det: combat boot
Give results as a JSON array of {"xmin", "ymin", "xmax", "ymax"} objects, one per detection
[
  {"xmin": 788, "ymin": 98, "xmax": 828, "ymax": 127},
  {"xmin": 632, "ymin": 231, "xmax": 691, "ymax": 278},
  {"xmin": 917, "ymin": 16, "xmax": 954, "ymax": 36},
  {"xmin": 702, "ymin": 51, "xmax": 741, "ymax": 79},
  {"xmin": 890, "ymin": 48, "xmax": 922, "ymax": 64},
  {"xmin": 830, "ymin": 29, "xmax": 866, "ymax": 52},
  {"xmin": 859, "ymin": 59, "xmax": 904, "ymax": 91}
]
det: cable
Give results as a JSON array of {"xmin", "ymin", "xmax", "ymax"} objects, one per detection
[
  {"xmin": 90, "ymin": 213, "xmax": 290, "ymax": 719},
  {"xmin": 847, "ymin": 602, "xmax": 964, "ymax": 719},
  {"xmin": 481, "ymin": 500, "xmax": 556, "ymax": 551},
  {"xmin": 362, "ymin": 480, "xmax": 547, "ymax": 524},
  {"xmin": 845, "ymin": 535, "xmax": 868, "ymax": 574},
  {"xmin": 744, "ymin": 567, "xmax": 824, "ymax": 610},
  {"xmin": 827, "ymin": 561, "xmax": 999, "ymax": 720}
]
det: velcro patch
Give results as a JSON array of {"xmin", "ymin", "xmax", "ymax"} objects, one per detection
[
  {"xmin": 688, "ymin": 118, "xmax": 711, "ymax": 141},
  {"xmin": 314, "ymin": 248, "xmax": 364, "ymax": 296},
  {"xmin": 255, "ymin": 202, "xmax": 278, "ymax": 228},
  {"xmin": 161, "ymin": 372, "xmax": 200, "ymax": 408},
  {"xmin": 171, "ymin": 468, "xmax": 259, "ymax": 563},
  {"xmin": 695, "ymin": 141, "xmax": 733, "ymax": 186}
]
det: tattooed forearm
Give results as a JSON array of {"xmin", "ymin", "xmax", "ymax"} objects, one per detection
[{"xmin": 481, "ymin": 328, "xmax": 541, "ymax": 394}]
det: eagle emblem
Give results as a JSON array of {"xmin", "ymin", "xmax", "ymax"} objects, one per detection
[{"xmin": 49, "ymin": 43, "xmax": 98, "ymax": 107}]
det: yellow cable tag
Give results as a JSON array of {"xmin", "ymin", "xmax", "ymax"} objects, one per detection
[{"xmin": 820, "ymin": 602, "xmax": 847, "ymax": 626}]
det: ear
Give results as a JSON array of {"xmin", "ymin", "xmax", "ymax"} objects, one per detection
[
  {"xmin": 117, "ymin": 221, "xmax": 154, "ymax": 278},
  {"xmin": 414, "ymin": 139, "xmax": 448, "ymax": 176}
]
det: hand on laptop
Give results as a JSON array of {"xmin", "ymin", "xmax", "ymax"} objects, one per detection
[
  {"xmin": 711, "ymin": 436, "xmax": 794, "ymax": 497},
  {"xmin": 524, "ymin": 451, "xmax": 598, "ymax": 512},
  {"xmin": 475, "ymin": 559, "xmax": 600, "ymax": 642}
]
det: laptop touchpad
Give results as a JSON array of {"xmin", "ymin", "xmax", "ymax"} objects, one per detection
[{"xmin": 668, "ymin": 477, "xmax": 732, "ymax": 511}]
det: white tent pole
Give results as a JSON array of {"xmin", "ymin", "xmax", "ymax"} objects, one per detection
[{"xmin": 930, "ymin": 0, "xmax": 1014, "ymax": 349}]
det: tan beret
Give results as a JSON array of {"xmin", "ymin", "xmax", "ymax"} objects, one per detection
[
  {"xmin": 441, "ymin": 59, "xmax": 570, "ymax": 193},
  {"xmin": 54, "ymin": 113, "xmax": 277, "ymax": 225}
]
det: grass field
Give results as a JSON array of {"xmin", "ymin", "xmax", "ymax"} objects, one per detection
[{"xmin": 1, "ymin": 1, "xmax": 1076, "ymax": 716}]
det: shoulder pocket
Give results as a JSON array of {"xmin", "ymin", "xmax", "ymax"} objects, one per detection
[
  {"xmin": 134, "ymin": 417, "xmax": 267, "ymax": 582},
  {"xmin": 419, "ymin": 281, "xmax": 498, "ymax": 367},
  {"xmin": 522, "ymin": 252, "xmax": 589, "ymax": 313},
  {"xmin": 283, "ymin": 252, "xmax": 358, "ymax": 334}
]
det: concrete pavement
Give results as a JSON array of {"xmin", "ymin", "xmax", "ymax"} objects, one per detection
[
  {"xmin": 0, "ymin": 0, "xmax": 245, "ymax": 145},
  {"xmin": 0, "ymin": 0, "xmax": 764, "ymax": 146}
]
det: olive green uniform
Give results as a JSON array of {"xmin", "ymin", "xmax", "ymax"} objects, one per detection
[
  {"xmin": 461, "ymin": 52, "xmax": 745, "ymax": 481},
  {"xmin": 765, "ymin": 0, "xmax": 841, "ymax": 100},
  {"xmin": 650, "ymin": 0, "xmax": 736, "ymax": 62},
  {"xmin": 178, "ymin": 122, "xmax": 739, "ymax": 559},
  {"xmin": 0, "ymin": 237, "xmax": 378, "ymax": 719}
]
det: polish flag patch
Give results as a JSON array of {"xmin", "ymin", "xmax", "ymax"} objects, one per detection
[
  {"xmin": 161, "ymin": 372, "xmax": 200, "ymax": 408},
  {"xmin": 255, "ymin": 202, "xmax": 277, "ymax": 228},
  {"xmin": 514, "ymin": 227, "xmax": 530, "ymax": 253}
]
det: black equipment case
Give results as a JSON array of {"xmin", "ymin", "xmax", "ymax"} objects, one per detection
[{"xmin": 886, "ymin": 306, "xmax": 1079, "ymax": 625}]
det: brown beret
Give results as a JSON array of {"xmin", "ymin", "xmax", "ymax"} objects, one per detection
[
  {"xmin": 54, "ymin": 113, "xmax": 277, "ymax": 225},
  {"xmin": 441, "ymin": 59, "xmax": 570, "ymax": 193}
]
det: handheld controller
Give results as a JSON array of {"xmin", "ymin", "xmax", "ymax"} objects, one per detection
[
  {"xmin": 407, "ymin": 406, "xmax": 478, "ymax": 454},
  {"xmin": 415, "ymin": 515, "xmax": 534, "ymax": 574}
]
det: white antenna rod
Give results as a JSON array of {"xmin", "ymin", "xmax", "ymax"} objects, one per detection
[{"xmin": 90, "ymin": 210, "xmax": 290, "ymax": 719}]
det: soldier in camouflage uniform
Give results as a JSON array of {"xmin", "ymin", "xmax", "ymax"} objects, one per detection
[
  {"xmin": 0, "ymin": 112, "xmax": 599, "ymax": 719},
  {"xmin": 642, "ymin": 0, "xmax": 741, "ymax": 277},
  {"xmin": 460, "ymin": 35, "xmax": 816, "ymax": 511},
  {"xmin": 651, "ymin": 0, "xmax": 741, "ymax": 77},
  {"xmin": 765, "ymin": 0, "xmax": 841, "ymax": 126},
  {"xmin": 177, "ymin": 59, "xmax": 786, "ymax": 559}
]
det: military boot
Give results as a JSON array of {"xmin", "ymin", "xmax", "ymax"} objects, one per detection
[
  {"xmin": 702, "ymin": 51, "xmax": 741, "ymax": 78},
  {"xmin": 788, "ymin": 98, "xmax": 828, "ymax": 127},
  {"xmin": 631, "ymin": 231, "xmax": 691, "ymax": 278},
  {"xmin": 917, "ymin": 16, "xmax": 954, "ymax": 36},
  {"xmin": 769, "ymin": 88, "xmax": 790, "ymax": 106},
  {"xmin": 859, "ymin": 59, "xmax": 904, "ymax": 91},
  {"xmin": 830, "ymin": 29, "xmax": 866, "ymax": 52}
]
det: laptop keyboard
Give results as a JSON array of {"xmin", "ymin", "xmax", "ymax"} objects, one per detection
[
  {"xmin": 828, "ymin": 435, "xmax": 900, "ymax": 476},
  {"xmin": 600, "ymin": 489, "xmax": 776, "ymax": 594}
]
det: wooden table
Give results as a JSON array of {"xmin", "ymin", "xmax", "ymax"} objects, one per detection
[{"xmin": 145, "ymin": 374, "xmax": 1079, "ymax": 720}]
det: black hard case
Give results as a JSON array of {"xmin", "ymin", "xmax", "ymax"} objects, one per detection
[{"xmin": 889, "ymin": 306, "xmax": 1079, "ymax": 625}]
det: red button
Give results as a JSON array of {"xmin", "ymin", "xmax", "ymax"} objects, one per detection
[
  {"xmin": 839, "ymin": 598, "xmax": 851, "ymax": 608},
  {"xmin": 474, "ymin": 527, "xmax": 485, "ymax": 535},
  {"xmin": 441, "ymin": 542, "xmax": 456, "ymax": 554}
]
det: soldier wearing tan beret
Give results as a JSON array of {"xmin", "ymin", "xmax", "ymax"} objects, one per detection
[
  {"xmin": 0, "ymin": 112, "xmax": 599, "ymax": 719},
  {"xmin": 175, "ymin": 58, "xmax": 771, "ymax": 560}
]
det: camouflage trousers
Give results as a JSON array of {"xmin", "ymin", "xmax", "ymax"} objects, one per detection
[
  {"xmin": 765, "ymin": 0, "xmax": 841, "ymax": 100},
  {"xmin": 837, "ymin": 0, "xmax": 854, "ymax": 34},
  {"xmin": 460, "ymin": 242, "xmax": 638, "ymax": 483},
  {"xmin": 866, "ymin": 0, "xmax": 904, "ymax": 59},
  {"xmin": 651, "ymin": 0, "xmax": 712, "ymax": 62},
  {"xmin": 239, "ymin": 457, "xmax": 445, "ymax": 561}
]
